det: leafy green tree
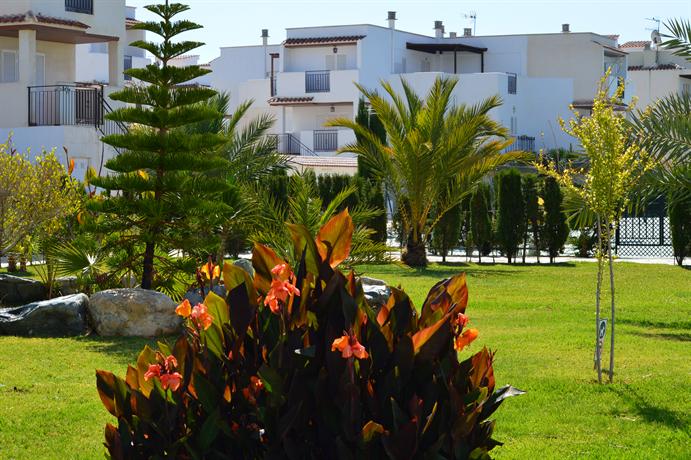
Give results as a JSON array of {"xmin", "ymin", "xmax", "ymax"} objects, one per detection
[
  {"xmin": 523, "ymin": 174, "xmax": 541, "ymax": 263},
  {"xmin": 328, "ymin": 76, "xmax": 525, "ymax": 266},
  {"xmin": 89, "ymin": 2, "xmax": 229, "ymax": 289},
  {"xmin": 470, "ymin": 183, "xmax": 493, "ymax": 263},
  {"xmin": 496, "ymin": 169, "xmax": 525, "ymax": 263},
  {"xmin": 542, "ymin": 177, "xmax": 569, "ymax": 263},
  {"xmin": 539, "ymin": 73, "xmax": 649, "ymax": 383}
]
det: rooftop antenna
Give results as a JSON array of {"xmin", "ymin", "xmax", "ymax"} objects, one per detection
[
  {"xmin": 464, "ymin": 11, "xmax": 477, "ymax": 35},
  {"xmin": 644, "ymin": 16, "xmax": 661, "ymax": 33}
]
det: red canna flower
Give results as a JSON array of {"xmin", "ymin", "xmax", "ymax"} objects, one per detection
[
  {"xmin": 175, "ymin": 299, "xmax": 192, "ymax": 318},
  {"xmin": 159, "ymin": 372, "xmax": 182, "ymax": 391},
  {"xmin": 270, "ymin": 263, "xmax": 291, "ymax": 280},
  {"xmin": 144, "ymin": 364, "xmax": 161, "ymax": 381},
  {"xmin": 453, "ymin": 313, "xmax": 469, "ymax": 328},
  {"xmin": 332, "ymin": 333, "xmax": 369, "ymax": 359},
  {"xmin": 190, "ymin": 303, "xmax": 214, "ymax": 330},
  {"xmin": 454, "ymin": 328, "xmax": 479, "ymax": 351},
  {"xmin": 163, "ymin": 355, "xmax": 178, "ymax": 372}
]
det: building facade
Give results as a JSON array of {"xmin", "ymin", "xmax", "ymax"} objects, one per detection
[
  {"xmin": 0, "ymin": 0, "xmax": 133, "ymax": 178},
  {"xmin": 208, "ymin": 16, "xmax": 628, "ymax": 173}
]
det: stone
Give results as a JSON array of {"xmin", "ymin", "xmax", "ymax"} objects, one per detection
[
  {"xmin": 233, "ymin": 258, "xmax": 254, "ymax": 278},
  {"xmin": 0, "ymin": 274, "xmax": 46, "ymax": 305},
  {"xmin": 55, "ymin": 276, "xmax": 78, "ymax": 296},
  {"xmin": 0, "ymin": 294, "xmax": 89, "ymax": 337},
  {"xmin": 88, "ymin": 288, "xmax": 182, "ymax": 337},
  {"xmin": 360, "ymin": 276, "xmax": 391, "ymax": 309},
  {"xmin": 183, "ymin": 285, "xmax": 227, "ymax": 306}
]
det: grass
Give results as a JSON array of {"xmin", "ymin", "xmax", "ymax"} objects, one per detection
[{"xmin": 0, "ymin": 262, "xmax": 689, "ymax": 459}]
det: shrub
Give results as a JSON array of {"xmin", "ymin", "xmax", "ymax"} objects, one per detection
[
  {"xmin": 97, "ymin": 210, "xmax": 521, "ymax": 459},
  {"xmin": 496, "ymin": 169, "xmax": 525, "ymax": 263},
  {"xmin": 668, "ymin": 195, "xmax": 691, "ymax": 266},
  {"xmin": 542, "ymin": 177, "xmax": 569, "ymax": 263},
  {"xmin": 471, "ymin": 184, "xmax": 493, "ymax": 263}
]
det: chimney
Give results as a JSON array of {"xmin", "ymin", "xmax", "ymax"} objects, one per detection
[
  {"xmin": 463, "ymin": 28, "xmax": 472, "ymax": 37},
  {"xmin": 261, "ymin": 29, "xmax": 269, "ymax": 46},
  {"xmin": 449, "ymin": 31, "xmax": 457, "ymax": 38},
  {"xmin": 561, "ymin": 23, "xmax": 570, "ymax": 33},
  {"xmin": 434, "ymin": 20, "xmax": 444, "ymax": 39},
  {"xmin": 387, "ymin": 11, "xmax": 396, "ymax": 29}
]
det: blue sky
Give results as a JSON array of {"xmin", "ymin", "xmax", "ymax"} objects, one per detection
[{"xmin": 127, "ymin": 0, "xmax": 690, "ymax": 63}]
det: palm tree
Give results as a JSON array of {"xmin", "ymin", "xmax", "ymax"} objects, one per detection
[{"xmin": 327, "ymin": 76, "xmax": 526, "ymax": 266}]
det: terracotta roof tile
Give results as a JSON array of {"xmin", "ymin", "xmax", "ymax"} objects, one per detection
[
  {"xmin": 0, "ymin": 12, "xmax": 88, "ymax": 28},
  {"xmin": 287, "ymin": 155, "xmax": 358, "ymax": 167},
  {"xmin": 284, "ymin": 35, "xmax": 365, "ymax": 47},
  {"xmin": 268, "ymin": 96, "xmax": 314, "ymax": 105},
  {"xmin": 628, "ymin": 63, "xmax": 683, "ymax": 71},
  {"xmin": 125, "ymin": 18, "xmax": 141, "ymax": 29},
  {"xmin": 620, "ymin": 40, "xmax": 650, "ymax": 48}
]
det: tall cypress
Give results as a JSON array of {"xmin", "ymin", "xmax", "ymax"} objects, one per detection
[
  {"xmin": 496, "ymin": 169, "xmax": 525, "ymax": 264},
  {"xmin": 543, "ymin": 176, "xmax": 569, "ymax": 263},
  {"xmin": 523, "ymin": 174, "xmax": 541, "ymax": 263},
  {"xmin": 471, "ymin": 183, "xmax": 493, "ymax": 263},
  {"xmin": 89, "ymin": 1, "xmax": 229, "ymax": 289}
]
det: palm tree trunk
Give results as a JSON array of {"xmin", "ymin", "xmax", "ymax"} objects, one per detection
[
  {"xmin": 594, "ymin": 217, "xmax": 603, "ymax": 384},
  {"xmin": 402, "ymin": 234, "xmax": 427, "ymax": 267},
  {"xmin": 607, "ymin": 222, "xmax": 616, "ymax": 383}
]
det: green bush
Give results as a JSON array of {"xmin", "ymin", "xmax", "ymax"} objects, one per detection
[
  {"xmin": 471, "ymin": 184, "xmax": 493, "ymax": 263},
  {"xmin": 542, "ymin": 177, "xmax": 569, "ymax": 263},
  {"xmin": 97, "ymin": 210, "xmax": 521, "ymax": 459},
  {"xmin": 496, "ymin": 170, "xmax": 525, "ymax": 263},
  {"xmin": 668, "ymin": 196, "xmax": 691, "ymax": 266}
]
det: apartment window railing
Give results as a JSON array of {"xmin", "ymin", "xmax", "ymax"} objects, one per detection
[
  {"xmin": 305, "ymin": 70, "xmax": 330, "ymax": 93},
  {"xmin": 313, "ymin": 129, "xmax": 338, "ymax": 152},
  {"xmin": 503, "ymin": 135, "xmax": 535, "ymax": 153},
  {"xmin": 507, "ymin": 73, "xmax": 517, "ymax": 94},
  {"xmin": 65, "ymin": 0, "xmax": 93, "ymax": 14},
  {"xmin": 270, "ymin": 76, "xmax": 277, "ymax": 96},
  {"xmin": 28, "ymin": 84, "xmax": 103, "ymax": 127},
  {"xmin": 268, "ymin": 133, "xmax": 316, "ymax": 156}
]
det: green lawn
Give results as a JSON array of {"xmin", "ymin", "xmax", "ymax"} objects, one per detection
[{"xmin": 0, "ymin": 262, "xmax": 689, "ymax": 459}]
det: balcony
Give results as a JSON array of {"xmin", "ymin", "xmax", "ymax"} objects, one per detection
[
  {"xmin": 313, "ymin": 129, "xmax": 338, "ymax": 152},
  {"xmin": 65, "ymin": 0, "xmax": 93, "ymax": 14},
  {"xmin": 29, "ymin": 84, "xmax": 103, "ymax": 126},
  {"xmin": 305, "ymin": 70, "xmax": 330, "ymax": 93},
  {"xmin": 503, "ymin": 135, "xmax": 535, "ymax": 153}
]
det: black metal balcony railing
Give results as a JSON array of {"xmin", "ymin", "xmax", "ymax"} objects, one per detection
[
  {"xmin": 313, "ymin": 130, "xmax": 338, "ymax": 152},
  {"xmin": 65, "ymin": 0, "xmax": 93, "ymax": 14},
  {"xmin": 507, "ymin": 73, "xmax": 517, "ymax": 94},
  {"xmin": 503, "ymin": 135, "xmax": 535, "ymax": 153},
  {"xmin": 268, "ymin": 133, "xmax": 316, "ymax": 156},
  {"xmin": 29, "ymin": 85, "xmax": 103, "ymax": 127},
  {"xmin": 270, "ymin": 76, "xmax": 277, "ymax": 97},
  {"xmin": 305, "ymin": 70, "xmax": 330, "ymax": 93}
]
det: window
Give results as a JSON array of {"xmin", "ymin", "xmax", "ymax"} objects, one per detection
[
  {"xmin": 1, "ymin": 50, "xmax": 18, "ymax": 83},
  {"xmin": 65, "ymin": 0, "xmax": 93, "ymax": 14},
  {"xmin": 124, "ymin": 55, "xmax": 132, "ymax": 81},
  {"xmin": 34, "ymin": 54, "xmax": 45, "ymax": 86},
  {"xmin": 421, "ymin": 58, "xmax": 431, "ymax": 72},
  {"xmin": 325, "ymin": 54, "xmax": 347, "ymax": 71}
]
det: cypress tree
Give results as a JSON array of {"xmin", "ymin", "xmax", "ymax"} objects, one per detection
[
  {"xmin": 89, "ymin": 1, "xmax": 229, "ymax": 289},
  {"xmin": 668, "ymin": 195, "xmax": 691, "ymax": 266},
  {"xmin": 470, "ymin": 183, "xmax": 493, "ymax": 263},
  {"xmin": 432, "ymin": 202, "xmax": 462, "ymax": 262},
  {"xmin": 542, "ymin": 176, "xmax": 569, "ymax": 263},
  {"xmin": 496, "ymin": 169, "xmax": 525, "ymax": 263},
  {"xmin": 523, "ymin": 174, "xmax": 541, "ymax": 263}
]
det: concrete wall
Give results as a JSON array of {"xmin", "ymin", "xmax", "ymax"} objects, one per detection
[
  {"xmin": 284, "ymin": 44, "xmax": 357, "ymax": 72},
  {"xmin": 628, "ymin": 69, "xmax": 686, "ymax": 108}
]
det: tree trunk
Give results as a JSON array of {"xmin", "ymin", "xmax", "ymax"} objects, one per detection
[
  {"xmin": 402, "ymin": 239, "xmax": 427, "ymax": 267},
  {"xmin": 594, "ymin": 217, "xmax": 603, "ymax": 384},
  {"xmin": 607, "ymin": 223, "xmax": 616, "ymax": 383},
  {"xmin": 141, "ymin": 241, "xmax": 155, "ymax": 289}
]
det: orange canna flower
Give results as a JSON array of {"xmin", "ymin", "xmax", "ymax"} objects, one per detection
[
  {"xmin": 175, "ymin": 299, "xmax": 192, "ymax": 318},
  {"xmin": 453, "ymin": 313, "xmax": 469, "ymax": 328},
  {"xmin": 264, "ymin": 277, "xmax": 300, "ymax": 314},
  {"xmin": 144, "ymin": 364, "xmax": 161, "ymax": 381},
  {"xmin": 270, "ymin": 263, "xmax": 291, "ymax": 280},
  {"xmin": 331, "ymin": 334, "xmax": 369, "ymax": 359},
  {"xmin": 200, "ymin": 262, "xmax": 220, "ymax": 280},
  {"xmin": 190, "ymin": 303, "xmax": 214, "ymax": 330},
  {"xmin": 159, "ymin": 372, "xmax": 182, "ymax": 391},
  {"xmin": 454, "ymin": 328, "xmax": 479, "ymax": 351}
]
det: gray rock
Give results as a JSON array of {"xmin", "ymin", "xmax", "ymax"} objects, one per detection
[
  {"xmin": 88, "ymin": 288, "xmax": 182, "ymax": 337},
  {"xmin": 0, "ymin": 274, "xmax": 46, "ymax": 305},
  {"xmin": 360, "ymin": 277, "xmax": 391, "ymax": 309},
  {"xmin": 55, "ymin": 276, "xmax": 78, "ymax": 295},
  {"xmin": 183, "ymin": 285, "xmax": 226, "ymax": 306},
  {"xmin": 233, "ymin": 258, "xmax": 254, "ymax": 278},
  {"xmin": 0, "ymin": 294, "xmax": 89, "ymax": 337}
]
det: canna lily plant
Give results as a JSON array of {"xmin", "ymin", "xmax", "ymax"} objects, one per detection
[{"xmin": 96, "ymin": 209, "xmax": 522, "ymax": 459}]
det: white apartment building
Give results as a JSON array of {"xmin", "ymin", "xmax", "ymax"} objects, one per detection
[
  {"xmin": 75, "ymin": 5, "xmax": 149, "ymax": 85},
  {"xmin": 209, "ymin": 16, "xmax": 629, "ymax": 173},
  {"xmin": 621, "ymin": 39, "xmax": 691, "ymax": 109},
  {"xmin": 0, "ymin": 0, "xmax": 131, "ymax": 179}
]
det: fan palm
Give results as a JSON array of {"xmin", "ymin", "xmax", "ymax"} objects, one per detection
[{"xmin": 327, "ymin": 76, "xmax": 527, "ymax": 266}]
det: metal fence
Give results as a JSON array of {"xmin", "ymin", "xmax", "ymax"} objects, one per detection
[
  {"xmin": 313, "ymin": 130, "xmax": 338, "ymax": 152},
  {"xmin": 503, "ymin": 135, "xmax": 535, "ymax": 153},
  {"xmin": 305, "ymin": 70, "xmax": 330, "ymax": 93},
  {"xmin": 28, "ymin": 85, "xmax": 103, "ymax": 127},
  {"xmin": 268, "ymin": 133, "xmax": 316, "ymax": 156},
  {"xmin": 65, "ymin": 0, "xmax": 93, "ymax": 14},
  {"xmin": 616, "ymin": 199, "xmax": 672, "ymax": 257}
]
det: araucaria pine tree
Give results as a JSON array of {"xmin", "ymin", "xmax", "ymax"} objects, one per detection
[
  {"xmin": 496, "ymin": 169, "xmax": 525, "ymax": 263},
  {"xmin": 89, "ymin": 1, "xmax": 229, "ymax": 289}
]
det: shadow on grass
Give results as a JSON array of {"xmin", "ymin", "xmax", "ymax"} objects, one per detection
[
  {"xmin": 608, "ymin": 386, "xmax": 690, "ymax": 434},
  {"xmin": 70, "ymin": 335, "xmax": 167, "ymax": 361},
  {"xmin": 628, "ymin": 330, "xmax": 691, "ymax": 342},
  {"xmin": 619, "ymin": 318, "xmax": 691, "ymax": 331}
]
